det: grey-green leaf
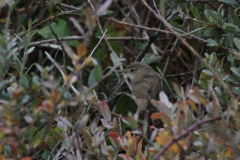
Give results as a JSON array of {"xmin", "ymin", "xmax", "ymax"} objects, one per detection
[
  {"xmin": 202, "ymin": 69, "xmax": 214, "ymax": 77},
  {"xmin": 93, "ymin": 65, "xmax": 103, "ymax": 82},
  {"xmin": 19, "ymin": 74, "xmax": 29, "ymax": 89},
  {"xmin": 219, "ymin": 0, "xmax": 238, "ymax": 5},
  {"xmin": 88, "ymin": 70, "xmax": 96, "ymax": 87},
  {"xmin": 207, "ymin": 39, "xmax": 218, "ymax": 47},
  {"xmin": 231, "ymin": 67, "xmax": 240, "ymax": 78},
  {"xmin": 234, "ymin": 37, "xmax": 240, "ymax": 50},
  {"xmin": 110, "ymin": 52, "xmax": 121, "ymax": 67},
  {"xmin": 223, "ymin": 23, "xmax": 238, "ymax": 33}
]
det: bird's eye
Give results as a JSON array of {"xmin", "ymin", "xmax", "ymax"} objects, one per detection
[{"xmin": 130, "ymin": 69, "xmax": 134, "ymax": 72}]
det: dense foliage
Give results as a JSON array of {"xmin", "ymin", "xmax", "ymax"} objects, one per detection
[{"xmin": 0, "ymin": 0, "xmax": 240, "ymax": 159}]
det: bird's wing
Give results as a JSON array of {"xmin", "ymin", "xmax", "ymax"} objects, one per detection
[
  {"xmin": 147, "ymin": 72, "xmax": 161, "ymax": 98},
  {"xmin": 131, "ymin": 80, "xmax": 150, "ymax": 99},
  {"xmin": 131, "ymin": 71, "xmax": 161, "ymax": 99}
]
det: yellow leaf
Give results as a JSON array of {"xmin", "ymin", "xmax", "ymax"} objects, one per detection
[
  {"xmin": 84, "ymin": 57, "xmax": 92, "ymax": 65},
  {"xmin": 225, "ymin": 148, "xmax": 232, "ymax": 158},
  {"xmin": 124, "ymin": 131, "xmax": 133, "ymax": 147},
  {"xmin": 156, "ymin": 136, "xmax": 165, "ymax": 145},
  {"xmin": 187, "ymin": 100, "xmax": 198, "ymax": 112},
  {"xmin": 0, "ymin": 156, "xmax": 5, "ymax": 160},
  {"xmin": 75, "ymin": 64, "xmax": 81, "ymax": 71},
  {"xmin": 76, "ymin": 44, "xmax": 88, "ymax": 57},
  {"xmin": 126, "ymin": 141, "xmax": 136, "ymax": 157},
  {"xmin": 168, "ymin": 144, "xmax": 179, "ymax": 154},
  {"xmin": 200, "ymin": 97, "xmax": 207, "ymax": 106},
  {"xmin": 21, "ymin": 157, "xmax": 32, "ymax": 160},
  {"xmin": 151, "ymin": 113, "xmax": 162, "ymax": 119},
  {"xmin": 156, "ymin": 130, "xmax": 173, "ymax": 146}
]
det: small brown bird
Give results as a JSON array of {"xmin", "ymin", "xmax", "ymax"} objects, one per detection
[{"xmin": 122, "ymin": 62, "xmax": 161, "ymax": 113}]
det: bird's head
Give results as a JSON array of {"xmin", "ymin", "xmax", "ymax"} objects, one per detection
[{"xmin": 121, "ymin": 62, "xmax": 151, "ymax": 80}]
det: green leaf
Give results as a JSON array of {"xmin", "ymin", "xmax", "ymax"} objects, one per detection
[
  {"xmin": 28, "ymin": 18, "xmax": 32, "ymax": 29},
  {"xmin": 137, "ymin": 43, "xmax": 145, "ymax": 50},
  {"xmin": 23, "ymin": 35, "xmax": 29, "ymax": 48},
  {"xmin": 227, "ymin": 54, "xmax": 234, "ymax": 65},
  {"xmin": 216, "ymin": 5, "xmax": 224, "ymax": 25},
  {"xmin": 225, "ymin": 76, "xmax": 239, "ymax": 85},
  {"xmin": 169, "ymin": 21, "xmax": 182, "ymax": 29},
  {"xmin": 177, "ymin": 6, "xmax": 185, "ymax": 16},
  {"xmin": 99, "ymin": 10, "xmax": 114, "ymax": 16},
  {"xmin": 234, "ymin": 11, "xmax": 240, "ymax": 28},
  {"xmin": 37, "ymin": 19, "xmax": 78, "ymax": 46},
  {"xmin": 35, "ymin": 64, "xmax": 44, "ymax": 73},
  {"xmin": 127, "ymin": 114, "xmax": 138, "ymax": 129},
  {"xmin": 88, "ymin": 65, "xmax": 103, "ymax": 87},
  {"xmin": 188, "ymin": 27, "xmax": 205, "ymax": 34},
  {"xmin": 159, "ymin": 0, "xmax": 165, "ymax": 17},
  {"xmin": 190, "ymin": 4, "xmax": 201, "ymax": 20},
  {"xmin": 19, "ymin": 74, "xmax": 29, "ymax": 89},
  {"xmin": 219, "ymin": 0, "xmax": 238, "ymax": 5},
  {"xmin": 22, "ymin": 25, "xmax": 27, "ymax": 33},
  {"xmin": 223, "ymin": 23, "xmax": 239, "ymax": 33},
  {"xmin": 0, "ymin": 80, "xmax": 11, "ymax": 92},
  {"xmin": 206, "ymin": 39, "xmax": 218, "ymax": 46},
  {"xmin": 230, "ymin": 67, "xmax": 240, "ymax": 78},
  {"xmin": 110, "ymin": 52, "xmax": 121, "ymax": 67},
  {"xmin": 142, "ymin": 53, "xmax": 162, "ymax": 64},
  {"xmin": 202, "ymin": 69, "xmax": 214, "ymax": 77},
  {"xmin": 13, "ymin": 56, "xmax": 22, "ymax": 73},
  {"xmin": 26, "ymin": 47, "xmax": 35, "ymax": 54},
  {"xmin": 37, "ymin": 19, "xmax": 69, "ymax": 38},
  {"xmin": 204, "ymin": 9, "xmax": 217, "ymax": 23},
  {"xmin": 14, "ymin": 33, "xmax": 23, "ymax": 42},
  {"xmin": 228, "ymin": 33, "xmax": 234, "ymax": 48},
  {"xmin": 93, "ymin": 65, "xmax": 103, "ymax": 82},
  {"xmin": 234, "ymin": 37, "xmax": 240, "ymax": 50},
  {"xmin": 232, "ymin": 87, "xmax": 240, "ymax": 95}
]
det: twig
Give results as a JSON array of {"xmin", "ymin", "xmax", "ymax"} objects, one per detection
[
  {"xmin": 157, "ymin": 67, "xmax": 173, "ymax": 93},
  {"xmin": 191, "ymin": 44, "xmax": 207, "ymax": 88},
  {"xmin": 162, "ymin": 37, "xmax": 180, "ymax": 76},
  {"xmin": 81, "ymin": 29, "xmax": 107, "ymax": 67},
  {"xmin": 20, "ymin": 36, "xmax": 168, "ymax": 49},
  {"xmin": 165, "ymin": 72, "xmax": 193, "ymax": 78},
  {"xmin": 60, "ymin": 2, "xmax": 86, "ymax": 10},
  {"xmin": 47, "ymin": 21, "xmax": 67, "ymax": 67},
  {"xmin": 109, "ymin": 18, "xmax": 173, "ymax": 35}
]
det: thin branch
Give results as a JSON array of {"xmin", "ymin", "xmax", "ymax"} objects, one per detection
[
  {"xmin": 47, "ymin": 21, "xmax": 66, "ymax": 67},
  {"xmin": 109, "ymin": 18, "xmax": 173, "ymax": 35},
  {"xmin": 162, "ymin": 37, "xmax": 180, "ymax": 76},
  {"xmin": 81, "ymin": 29, "xmax": 107, "ymax": 67},
  {"xmin": 24, "ymin": 36, "xmax": 168, "ymax": 49},
  {"xmin": 60, "ymin": 2, "xmax": 87, "ymax": 10}
]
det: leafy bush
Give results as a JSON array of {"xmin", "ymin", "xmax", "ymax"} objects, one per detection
[{"xmin": 0, "ymin": 0, "xmax": 240, "ymax": 159}]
